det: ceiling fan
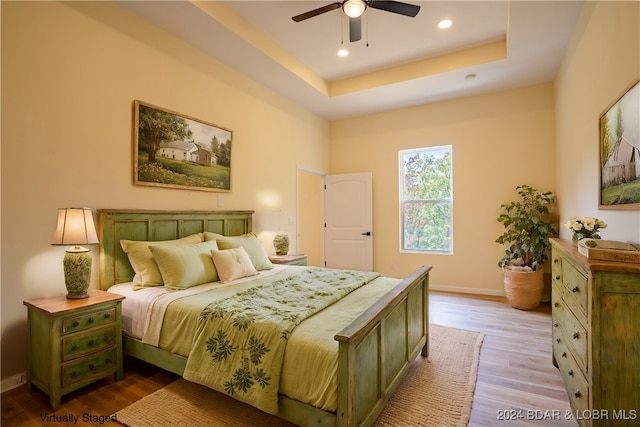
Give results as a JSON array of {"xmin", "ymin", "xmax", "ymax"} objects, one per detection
[{"xmin": 292, "ymin": 0, "xmax": 421, "ymax": 43}]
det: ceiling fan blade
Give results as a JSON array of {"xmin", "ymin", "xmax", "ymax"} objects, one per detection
[
  {"xmin": 369, "ymin": 1, "xmax": 420, "ymax": 17},
  {"xmin": 292, "ymin": 2, "xmax": 342, "ymax": 22},
  {"xmin": 349, "ymin": 16, "xmax": 362, "ymax": 42}
]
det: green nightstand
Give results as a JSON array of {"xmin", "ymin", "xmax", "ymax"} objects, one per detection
[
  {"xmin": 269, "ymin": 254, "xmax": 308, "ymax": 266},
  {"xmin": 23, "ymin": 290, "xmax": 125, "ymax": 410}
]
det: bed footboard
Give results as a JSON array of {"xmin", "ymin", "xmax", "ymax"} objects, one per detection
[{"xmin": 334, "ymin": 265, "xmax": 431, "ymax": 427}]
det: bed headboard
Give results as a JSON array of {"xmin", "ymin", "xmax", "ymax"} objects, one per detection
[{"xmin": 98, "ymin": 209, "xmax": 254, "ymax": 290}]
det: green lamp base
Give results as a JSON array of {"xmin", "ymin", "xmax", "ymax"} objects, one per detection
[{"xmin": 63, "ymin": 248, "xmax": 92, "ymax": 299}]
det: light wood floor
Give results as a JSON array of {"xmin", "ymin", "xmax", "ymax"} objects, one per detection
[{"xmin": 1, "ymin": 292, "xmax": 577, "ymax": 426}]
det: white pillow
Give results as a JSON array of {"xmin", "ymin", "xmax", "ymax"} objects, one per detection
[{"xmin": 210, "ymin": 247, "xmax": 258, "ymax": 284}]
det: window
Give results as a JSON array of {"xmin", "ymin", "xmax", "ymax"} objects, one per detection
[{"xmin": 399, "ymin": 145, "xmax": 452, "ymax": 253}]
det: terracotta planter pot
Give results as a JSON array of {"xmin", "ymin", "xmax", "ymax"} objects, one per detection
[{"xmin": 502, "ymin": 267, "xmax": 544, "ymax": 310}]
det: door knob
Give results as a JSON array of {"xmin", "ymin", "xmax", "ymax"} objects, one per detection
[{"xmin": 361, "ymin": 231, "xmax": 371, "ymax": 236}]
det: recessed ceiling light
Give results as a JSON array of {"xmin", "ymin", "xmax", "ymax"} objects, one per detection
[
  {"xmin": 337, "ymin": 49, "xmax": 349, "ymax": 57},
  {"xmin": 438, "ymin": 19, "xmax": 452, "ymax": 29}
]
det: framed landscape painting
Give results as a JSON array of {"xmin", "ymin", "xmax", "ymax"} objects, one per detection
[
  {"xmin": 133, "ymin": 100, "xmax": 232, "ymax": 192},
  {"xmin": 599, "ymin": 80, "xmax": 640, "ymax": 209}
]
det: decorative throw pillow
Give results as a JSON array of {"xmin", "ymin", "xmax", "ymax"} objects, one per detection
[
  {"xmin": 149, "ymin": 240, "xmax": 220, "ymax": 290},
  {"xmin": 215, "ymin": 233, "xmax": 273, "ymax": 271},
  {"xmin": 210, "ymin": 247, "xmax": 258, "ymax": 283},
  {"xmin": 120, "ymin": 233, "xmax": 204, "ymax": 288}
]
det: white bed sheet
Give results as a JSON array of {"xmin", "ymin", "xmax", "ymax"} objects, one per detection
[{"xmin": 108, "ymin": 264, "xmax": 288, "ymax": 340}]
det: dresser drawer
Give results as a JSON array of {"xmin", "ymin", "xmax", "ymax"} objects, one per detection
[
  {"xmin": 62, "ymin": 307, "xmax": 116, "ymax": 335},
  {"xmin": 561, "ymin": 260, "xmax": 588, "ymax": 318},
  {"xmin": 62, "ymin": 326, "xmax": 117, "ymax": 361},
  {"xmin": 554, "ymin": 338, "xmax": 590, "ymax": 417},
  {"xmin": 62, "ymin": 347, "xmax": 117, "ymax": 387},
  {"xmin": 558, "ymin": 314, "xmax": 588, "ymax": 372}
]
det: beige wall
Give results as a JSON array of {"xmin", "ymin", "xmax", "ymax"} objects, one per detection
[
  {"xmin": 555, "ymin": 1, "xmax": 640, "ymax": 243},
  {"xmin": 329, "ymin": 84, "xmax": 557, "ymax": 292},
  {"xmin": 2, "ymin": 0, "xmax": 639, "ymax": 386},
  {"xmin": 1, "ymin": 1, "xmax": 329, "ymax": 381}
]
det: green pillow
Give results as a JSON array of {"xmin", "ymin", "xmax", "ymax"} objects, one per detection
[
  {"xmin": 210, "ymin": 247, "xmax": 258, "ymax": 283},
  {"xmin": 120, "ymin": 234, "xmax": 204, "ymax": 288},
  {"xmin": 203, "ymin": 232, "xmax": 224, "ymax": 242},
  {"xmin": 149, "ymin": 240, "xmax": 220, "ymax": 290},
  {"xmin": 215, "ymin": 233, "xmax": 273, "ymax": 271}
]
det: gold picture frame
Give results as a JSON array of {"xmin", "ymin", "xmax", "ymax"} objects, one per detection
[{"xmin": 133, "ymin": 100, "xmax": 232, "ymax": 193}]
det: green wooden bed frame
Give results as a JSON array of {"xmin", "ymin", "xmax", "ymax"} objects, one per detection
[{"xmin": 98, "ymin": 209, "xmax": 431, "ymax": 427}]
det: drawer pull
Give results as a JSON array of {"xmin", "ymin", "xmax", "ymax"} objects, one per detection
[
  {"xmin": 554, "ymin": 302, "xmax": 559, "ymax": 308},
  {"xmin": 556, "ymin": 338, "xmax": 561, "ymax": 343},
  {"xmin": 88, "ymin": 340, "xmax": 95, "ymax": 346},
  {"xmin": 573, "ymin": 332, "xmax": 580, "ymax": 339},
  {"xmin": 104, "ymin": 313, "xmax": 111, "ymax": 319},
  {"xmin": 553, "ymin": 322, "xmax": 559, "ymax": 327},
  {"xmin": 70, "ymin": 371, "xmax": 78, "ymax": 378},
  {"xmin": 88, "ymin": 317, "xmax": 95, "ymax": 323},
  {"xmin": 72, "ymin": 321, "xmax": 79, "ymax": 327},
  {"xmin": 89, "ymin": 364, "xmax": 96, "ymax": 371},
  {"xmin": 562, "ymin": 352, "xmax": 567, "ymax": 358},
  {"xmin": 554, "ymin": 258, "xmax": 559, "ymax": 263},
  {"xmin": 555, "ymin": 275, "xmax": 560, "ymax": 280},
  {"xmin": 571, "ymin": 286, "xmax": 579, "ymax": 293},
  {"xmin": 574, "ymin": 390, "xmax": 582, "ymax": 398},
  {"xmin": 568, "ymin": 369, "xmax": 574, "ymax": 376},
  {"xmin": 103, "ymin": 336, "xmax": 109, "ymax": 342},
  {"xmin": 72, "ymin": 345, "xmax": 78, "ymax": 351}
]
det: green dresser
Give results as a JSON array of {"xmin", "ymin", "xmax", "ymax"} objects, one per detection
[
  {"xmin": 23, "ymin": 290, "xmax": 125, "ymax": 410},
  {"xmin": 550, "ymin": 239, "xmax": 640, "ymax": 426}
]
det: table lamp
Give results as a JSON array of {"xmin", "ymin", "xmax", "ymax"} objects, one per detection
[{"xmin": 51, "ymin": 207, "xmax": 99, "ymax": 299}]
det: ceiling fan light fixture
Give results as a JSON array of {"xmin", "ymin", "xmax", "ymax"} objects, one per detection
[{"xmin": 343, "ymin": 0, "xmax": 366, "ymax": 18}]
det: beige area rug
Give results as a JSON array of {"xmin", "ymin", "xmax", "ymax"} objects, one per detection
[{"xmin": 116, "ymin": 324, "xmax": 483, "ymax": 427}]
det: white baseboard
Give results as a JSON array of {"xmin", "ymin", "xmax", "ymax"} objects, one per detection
[
  {"xmin": 1, "ymin": 372, "xmax": 26, "ymax": 393},
  {"xmin": 430, "ymin": 284, "xmax": 505, "ymax": 297}
]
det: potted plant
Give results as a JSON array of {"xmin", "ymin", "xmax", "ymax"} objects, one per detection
[{"xmin": 496, "ymin": 185, "xmax": 557, "ymax": 310}]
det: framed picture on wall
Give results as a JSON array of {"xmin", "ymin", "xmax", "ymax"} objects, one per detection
[
  {"xmin": 133, "ymin": 100, "xmax": 232, "ymax": 192},
  {"xmin": 599, "ymin": 80, "xmax": 640, "ymax": 209}
]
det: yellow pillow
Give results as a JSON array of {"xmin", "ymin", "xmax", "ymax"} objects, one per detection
[
  {"xmin": 215, "ymin": 233, "xmax": 273, "ymax": 271},
  {"xmin": 120, "ymin": 234, "xmax": 203, "ymax": 288},
  {"xmin": 203, "ymin": 232, "xmax": 224, "ymax": 242},
  {"xmin": 150, "ymin": 240, "xmax": 220, "ymax": 290},
  {"xmin": 210, "ymin": 247, "xmax": 258, "ymax": 283}
]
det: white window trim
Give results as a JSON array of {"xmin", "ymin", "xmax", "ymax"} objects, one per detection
[{"xmin": 398, "ymin": 145, "xmax": 453, "ymax": 254}]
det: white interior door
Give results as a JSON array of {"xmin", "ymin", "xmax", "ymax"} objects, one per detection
[{"xmin": 324, "ymin": 172, "xmax": 373, "ymax": 271}]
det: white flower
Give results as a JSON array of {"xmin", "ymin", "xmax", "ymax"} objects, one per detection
[
  {"xmin": 563, "ymin": 216, "xmax": 607, "ymax": 236},
  {"xmin": 582, "ymin": 217, "xmax": 596, "ymax": 231}
]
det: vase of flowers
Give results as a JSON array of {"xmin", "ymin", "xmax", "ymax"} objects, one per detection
[{"xmin": 563, "ymin": 217, "xmax": 607, "ymax": 245}]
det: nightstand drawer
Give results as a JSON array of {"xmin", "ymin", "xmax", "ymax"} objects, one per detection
[
  {"xmin": 62, "ymin": 326, "xmax": 117, "ymax": 361},
  {"xmin": 62, "ymin": 347, "xmax": 117, "ymax": 387},
  {"xmin": 62, "ymin": 307, "xmax": 116, "ymax": 335}
]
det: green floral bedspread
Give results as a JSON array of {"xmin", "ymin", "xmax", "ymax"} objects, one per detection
[{"xmin": 182, "ymin": 267, "xmax": 381, "ymax": 414}]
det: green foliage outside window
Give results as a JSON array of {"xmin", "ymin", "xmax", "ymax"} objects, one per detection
[{"xmin": 400, "ymin": 146, "xmax": 452, "ymax": 252}]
